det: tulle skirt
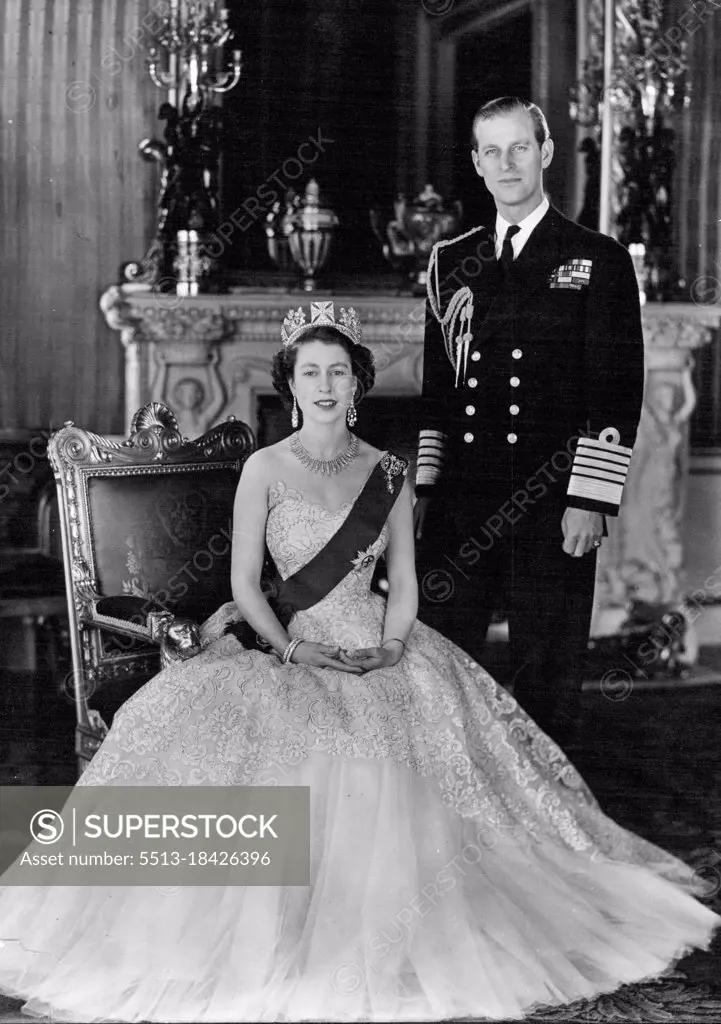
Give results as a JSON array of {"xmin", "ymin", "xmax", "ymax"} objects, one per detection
[
  {"xmin": 0, "ymin": 619, "xmax": 718, "ymax": 1022},
  {"xmin": 0, "ymin": 755, "xmax": 718, "ymax": 1022}
]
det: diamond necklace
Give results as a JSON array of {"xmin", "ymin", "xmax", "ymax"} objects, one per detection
[{"xmin": 289, "ymin": 431, "xmax": 360, "ymax": 475}]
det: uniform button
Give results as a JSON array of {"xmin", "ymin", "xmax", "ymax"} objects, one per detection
[
  {"xmin": 510, "ymin": 376, "xmax": 520, "ymax": 387},
  {"xmin": 509, "ymin": 404, "xmax": 520, "ymax": 415},
  {"xmin": 507, "ymin": 432, "xmax": 518, "ymax": 444},
  {"xmin": 465, "ymin": 405, "xmax": 476, "ymax": 415},
  {"xmin": 463, "ymin": 432, "xmax": 474, "ymax": 443},
  {"xmin": 512, "ymin": 348, "xmax": 523, "ymax": 359},
  {"xmin": 467, "ymin": 377, "xmax": 478, "ymax": 388},
  {"xmin": 470, "ymin": 351, "xmax": 481, "ymax": 362}
]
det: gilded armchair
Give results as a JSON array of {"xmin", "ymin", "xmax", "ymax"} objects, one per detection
[{"xmin": 48, "ymin": 402, "xmax": 255, "ymax": 773}]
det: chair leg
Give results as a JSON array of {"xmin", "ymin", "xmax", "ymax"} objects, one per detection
[{"xmin": 74, "ymin": 709, "xmax": 109, "ymax": 776}]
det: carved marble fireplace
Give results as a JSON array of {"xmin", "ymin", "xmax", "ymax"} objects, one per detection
[{"xmin": 102, "ymin": 285, "xmax": 721, "ymax": 647}]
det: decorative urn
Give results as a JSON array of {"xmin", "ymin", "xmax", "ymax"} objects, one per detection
[
  {"xmin": 283, "ymin": 179, "xmax": 339, "ymax": 291},
  {"xmin": 371, "ymin": 184, "xmax": 463, "ymax": 291}
]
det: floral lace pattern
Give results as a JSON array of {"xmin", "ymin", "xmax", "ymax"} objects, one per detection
[{"xmin": 80, "ymin": 482, "xmax": 692, "ymax": 881}]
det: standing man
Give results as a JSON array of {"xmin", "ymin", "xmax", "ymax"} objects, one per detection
[{"xmin": 415, "ymin": 96, "xmax": 644, "ymax": 749}]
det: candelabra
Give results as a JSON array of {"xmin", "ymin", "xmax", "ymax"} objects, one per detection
[
  {"xmin": 569, "ymin": 0, "xmax": 689, "ymax": 299},
  {"xmin": 123, "ymin": 1, "xmax": 242, "ymax": 290},
  {"xmin": 147, "ymin": 1, "xmax": 241, "ymax": 111},
  {"xmin": 570, "ymin": 0, "xmax": 688, "ymax": 129}
]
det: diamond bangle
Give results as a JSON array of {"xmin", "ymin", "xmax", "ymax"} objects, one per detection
[{"xmin": 281, "ymin": 638, "xmax": 304, "ymax": 664}]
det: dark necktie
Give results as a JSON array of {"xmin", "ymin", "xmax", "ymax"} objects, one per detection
[{"xmin": 499, "ymin": 224, "xmax": 521, "ymax": 273}]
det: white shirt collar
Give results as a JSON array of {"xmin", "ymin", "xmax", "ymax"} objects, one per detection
[{"xmin": 495, "ymin": 195, "xmax": 550, "ymax": 258}]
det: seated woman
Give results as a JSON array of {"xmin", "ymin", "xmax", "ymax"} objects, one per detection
[{"xmin": 0, "ymin": 302, "xmax": 718, "ymax": 1023}]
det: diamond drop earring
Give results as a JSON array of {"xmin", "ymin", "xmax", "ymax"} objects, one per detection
[
  {"xmin": 347, "ymin": 397, "xmax": 357, "ymax": 427},
  {"xmin": 291, "ymin": 394, "xmax": 299, "ymax": 430}
]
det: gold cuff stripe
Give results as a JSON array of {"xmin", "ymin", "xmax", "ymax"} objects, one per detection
[
  {"xmin": 575, "ymin": 447, "xmax": 631, "ymax": 468},
  {"xmin": 572, "ymin": 460, "xmax": 628, "ymax": 482},
  {"xmin": 578, "ymin": 437, "xmax": 633, "ymax": 457},
  {"xmin": 572, "ymin": 468, "xmax": 627, "ymax": 484},
  {"xmin": 568, "ymin": 477, "xmax": 623, "ymax": 504},
  {"xmin": 416, "ymin": 466, "xmax": 442, "ymax": 485}
]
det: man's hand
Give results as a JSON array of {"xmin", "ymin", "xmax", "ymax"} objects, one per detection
[
  {"xmin": 414, "ymin": 495, "xmax": 431, "ymax": 541},
  {"xmin": 562, "ymin": 508, "xmax": 604, "ymax": 557}
]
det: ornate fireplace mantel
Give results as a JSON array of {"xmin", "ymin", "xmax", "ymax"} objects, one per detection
[
  {"xmin": 100, "ymin": 286, "xmax": 427, "ymax": 439},
  {"xmin": 102, "ymin": 285, "xmax": 721, "ymax": 630}
]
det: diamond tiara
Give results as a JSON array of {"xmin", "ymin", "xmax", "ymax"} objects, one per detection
[{"xmin": 281, "ymin": 301, "xmax": 363, "ymax": 348}]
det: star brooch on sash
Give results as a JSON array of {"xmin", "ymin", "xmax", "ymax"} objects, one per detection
[
  {"xmin": 549, "ymin": 259, "xmax": 592, "ymax": 290},
  {"xmin": 351, "ymin": 545, "xmax": 376, "ymax": 572}
]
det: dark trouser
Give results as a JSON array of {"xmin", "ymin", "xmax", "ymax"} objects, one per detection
[{"xmin": 416, "ymin": 492, "xmax": 596, "ymax": 747}]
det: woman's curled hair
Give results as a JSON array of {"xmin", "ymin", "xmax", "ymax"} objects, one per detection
[{"xmin": 271, "ymin": 326, "xmax": 376, "ymax": 409}]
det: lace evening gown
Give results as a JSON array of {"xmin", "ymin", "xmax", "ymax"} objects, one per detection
[{"xmin": 0, "ymin": 477, "xmax": 718, "ymax": 1023}]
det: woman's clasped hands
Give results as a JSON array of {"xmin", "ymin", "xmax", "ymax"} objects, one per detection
[
  {"xmin": 340, "ymin": 644, "xmax": 401, "ymax": 673},
  {"xmin": 288, "ymin": 640, "xmax": 364, "ymax": 673},
  {"xmin": 288, "ymin": 638, "xmax": 405, "ymax": 674}
]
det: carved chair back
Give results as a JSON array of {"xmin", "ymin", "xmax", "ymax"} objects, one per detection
[{"xmin": 48, "ymin": 403, "xmax": 255, "ymax": 766}]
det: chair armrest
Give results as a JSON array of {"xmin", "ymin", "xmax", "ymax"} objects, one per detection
[
  {"xmin": 88, "ymin": 595, "xmax": 163, "ymax": 641},
  {"xmin": 89, "ymin": 596, "xmax": 203, "ymax": 666}
]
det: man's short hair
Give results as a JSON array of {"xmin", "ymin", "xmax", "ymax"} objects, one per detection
[{"xmin": 471, "ymin": 97, "xmax": 550, "ymax": 150}]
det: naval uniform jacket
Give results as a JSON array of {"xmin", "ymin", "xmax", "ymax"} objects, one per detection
[{"xmin": 416, "ymin": 205, "xmax": 645, "ymax": 524}]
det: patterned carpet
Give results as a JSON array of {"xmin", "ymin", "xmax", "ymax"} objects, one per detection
[{"xmin": 0, "ymin": 658, "xmax": 720, "ymax": 1023}]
